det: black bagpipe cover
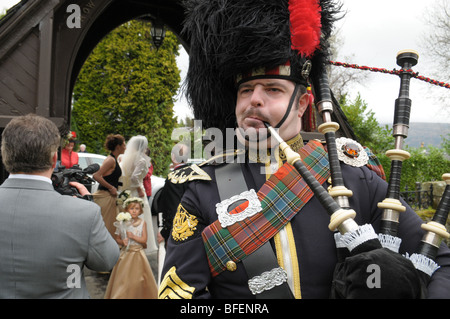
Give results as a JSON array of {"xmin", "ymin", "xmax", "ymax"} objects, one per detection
[{"xmin": 330, "ymin": 239, "xmax": 428, "ymax": 299}]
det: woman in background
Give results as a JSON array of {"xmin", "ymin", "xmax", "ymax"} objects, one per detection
[
  {"xmin": 60, "ymin": 131, "xmax": 79, "ymax": 168},
  {"xmin": 93, "ymin": 134, "xmax": 126, "ymax": 238}
]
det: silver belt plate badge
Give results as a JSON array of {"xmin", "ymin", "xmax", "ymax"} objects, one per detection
[
  {"xmin": 216, "ymin": 189, "xmax": 262, "ymax": 228},
  {"xmin": 336, "ymin": 137, "xmax": 369, "ymax": 167}
]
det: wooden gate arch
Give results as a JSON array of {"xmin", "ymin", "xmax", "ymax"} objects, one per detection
[{"xmin": 0, "ymin": 0, "xmax": 188, "ymax": 182}]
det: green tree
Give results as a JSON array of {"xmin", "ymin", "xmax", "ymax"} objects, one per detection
[
  {"xmin": 339, "ymin": 93, "xmax": 394, "ymax": 154},
  {"xmin": 340, "ymin": 93, "xmax": 450, "ymax": 192},
  {"xmin": 338, "ymin": 93, "xmax": 450, "ymax": 190},
  {"xmin": 72, "ymin": 20, "xmax": 180, "ymax": 176},
  {"xmin": 382, "ymin": 145, "xmax": 450, "ymax": 191},
  {"xmin": 441, "ymin": 133, "xmax": 450, "ymax": 156}
]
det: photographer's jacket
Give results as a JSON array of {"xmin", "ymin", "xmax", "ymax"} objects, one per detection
[
  {"xmin": 0, "ymin": 175, "xmax": 119, "ymax": 298},
  {"xmin": 158, "ymin": 136, "xmax": 450, "ymax": 299}
]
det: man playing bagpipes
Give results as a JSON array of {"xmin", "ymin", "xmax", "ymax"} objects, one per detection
[{"xmin": 158, "ymin": 0, "xmax": 450, "ymax": 299}]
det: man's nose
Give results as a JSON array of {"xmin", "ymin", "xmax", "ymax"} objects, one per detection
[{"xmin": 250, "ymin": 86, "xmax": 264, "ymax": 107}]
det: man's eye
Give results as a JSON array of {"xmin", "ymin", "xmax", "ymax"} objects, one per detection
[{"xmin": 239, "ymin": 88, "xmax": 252, "ymax": 95}]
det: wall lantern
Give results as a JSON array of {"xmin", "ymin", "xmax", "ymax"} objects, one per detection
[{"xmin": 151, "ymin": 17, "xmax": 166, "ymax": 49}]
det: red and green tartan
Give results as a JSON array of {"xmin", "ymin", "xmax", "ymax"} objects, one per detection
[
  {"xmin": 202, "ymin": 141, "xmax": 330, "ymax": 277},
  {"xmin": 364, "ymin": 146, "xmax": 386, "ymax": 181}
]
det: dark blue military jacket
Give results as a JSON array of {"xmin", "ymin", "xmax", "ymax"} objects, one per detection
[{"xmin": 158, "ymin": 147, "xmax": 450, "ymax": 299}]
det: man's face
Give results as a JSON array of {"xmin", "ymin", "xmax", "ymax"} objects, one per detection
[{"xmin": 236, "ymin": 78, "xmax": 307, "ymax": 143}]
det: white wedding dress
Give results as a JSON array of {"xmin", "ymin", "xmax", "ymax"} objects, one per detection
[{"xmin": 120, "ymin": 157, "xmax": 158, "ymax": 255}]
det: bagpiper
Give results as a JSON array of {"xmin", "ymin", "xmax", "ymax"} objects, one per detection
[{"xmin": 158, "ymin": 0, "xmax": 450, "ymax": 299}]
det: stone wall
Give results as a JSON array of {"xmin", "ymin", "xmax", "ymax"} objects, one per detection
[{"xmin": 421, "ymin": 180, "xmax": 447, "ymax": 209}]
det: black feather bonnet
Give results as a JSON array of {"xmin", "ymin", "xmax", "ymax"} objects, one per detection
[{"xmin": 182, "ymin": 0, "xmax": 342, "ymax": 131}]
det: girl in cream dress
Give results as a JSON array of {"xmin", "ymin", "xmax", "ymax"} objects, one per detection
[{"xmin": 118, "ymin": 135, "xmax": 158, "ymax": 255}]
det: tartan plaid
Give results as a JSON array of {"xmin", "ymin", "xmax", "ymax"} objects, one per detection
[
  {"xmin": 364, "ymin": 146, "xmax": 386, "ymax": 181},
  {"xmin": 202, "ymin": 141, "xmax": 330, "ymax": 277},
  {"xmin": 229, "ymin": 201, "xmax": 249, "ymax": 215}
]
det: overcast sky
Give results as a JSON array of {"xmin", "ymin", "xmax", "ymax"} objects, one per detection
[
  {"xmin": 174, "ymin": 0, "xmax": 449, "ymax": 125},
  {"xmin": 334, "ymin": 0, "xmax": 449, "ymax": 125},
  {"xmin": 2, "ymin": 0, "xmax": 449, "ymax": 125},
  {"xmin": 0, "ymin": 0, "xmax": 17, "ymax": 13}
]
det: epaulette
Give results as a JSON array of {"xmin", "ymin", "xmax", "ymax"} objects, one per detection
[
  {"xmin": 167, "ymin": 164, "xmax": 212, "ymax": 184},
  {"xmin": 198, "ymin": 149, "xmax": 245, "ymax": 167}
]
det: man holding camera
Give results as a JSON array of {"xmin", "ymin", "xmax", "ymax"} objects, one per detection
[{"xmin": 0, "ymin": 114, "xmax": 119, "ymax": 298}]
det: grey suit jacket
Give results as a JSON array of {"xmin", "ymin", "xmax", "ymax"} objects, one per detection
[{"xmin": 0, "ymin": 177, "xmax": 120, "ymax": 298}]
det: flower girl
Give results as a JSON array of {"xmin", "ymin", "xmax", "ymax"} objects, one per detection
[{"xmin": 104, "ymin": 197, "xmax": 158, "ymax": 299}]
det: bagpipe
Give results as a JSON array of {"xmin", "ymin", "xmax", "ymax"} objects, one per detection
[
  {"xmin": 376, "ymin": 51, "xmax": 450, "ymax": 283},
  {"xmin": 266, "ymin": 50, "xmax": 449, "ymax": 298}
]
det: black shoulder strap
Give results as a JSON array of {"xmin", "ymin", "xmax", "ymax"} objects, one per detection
[{"xmin": 215, "ymin": 163, "xmax": 293, "ymax": 299}]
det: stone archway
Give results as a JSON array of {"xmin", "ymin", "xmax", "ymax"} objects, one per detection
[{"xmin": 0, "ymin": 0, "xmax": 188, "ymax": 182}]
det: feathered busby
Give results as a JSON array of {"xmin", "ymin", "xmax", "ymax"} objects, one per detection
[{"xmin": 182, "ymin": 0, "xmax": 342, "ymax": 132}]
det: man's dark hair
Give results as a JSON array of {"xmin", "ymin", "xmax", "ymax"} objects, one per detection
[{"xmin": 1, "ymin": 114, "xmax": 60, "ymax": 173}]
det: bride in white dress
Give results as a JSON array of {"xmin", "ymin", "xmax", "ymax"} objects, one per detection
[{"xmin": 119, "ymin": 135, "xmax": 158, "ymax": 255}]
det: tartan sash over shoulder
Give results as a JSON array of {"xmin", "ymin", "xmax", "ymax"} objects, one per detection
[
  {"xmin": 364, "ymin": 146, "xmax": 386, "ymax": 181},
  {"xmin": 202, "ymin": 140, "xmax": 330, "ymax": 277}
]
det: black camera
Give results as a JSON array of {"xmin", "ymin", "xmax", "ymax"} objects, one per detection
[{"xmin": 51, "ymin": 163, "xmax": 100, "ymax": 200}]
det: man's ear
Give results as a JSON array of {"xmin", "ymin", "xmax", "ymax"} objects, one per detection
[
  {"xmin": 52, "ymin": 151, "xmax": 58, "ymax": 169},
  {"xmin": 297, "ymin": 93, "xmax": 310, "ymax": 118}
]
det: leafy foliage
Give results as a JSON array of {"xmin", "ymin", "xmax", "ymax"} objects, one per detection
[
  {"xmin": 339, "ymin": 93, "xmax": 450, "ymax": 190},
  {"xmin": 72, "ymin": 20, "xmax": 180, "ymax": 176},
  {"xmin": 339, "ymin": 93, "xmax": 394, "ymax": 154},
  {"xmin": 441, "ymin": 133, "xmax": 450, "ymax": 156},
  {"xmin": 380, "ymin": 146, "xmax": 450, "ymax": 190}
]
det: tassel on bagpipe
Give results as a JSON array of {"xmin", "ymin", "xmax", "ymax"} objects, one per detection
[{"xmin": 377, "ymin": 50, "xmax": 418, "ymax": 252}]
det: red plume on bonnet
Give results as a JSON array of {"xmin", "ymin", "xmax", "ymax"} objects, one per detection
[{"xmin": 289, "ymin": 0, "xmax": 322, "ymax": 58}]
